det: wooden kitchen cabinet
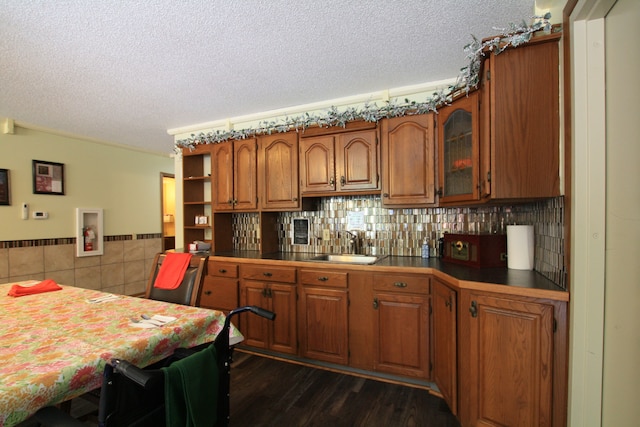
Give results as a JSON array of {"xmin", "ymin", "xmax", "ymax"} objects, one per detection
[
  {"xmin": 298, "ymin": 269, "xmax": 349, "ymax": 365},
  {"xmin": 258, "ymin": 132, "xmax": 300, "ymax": 211},
  {"xmin": 458, "ymin": 289, "xmax": 555, "ymax": 427},
  {"xmin": 239, "ymin": 264, "xmax": 297, "ymax": 354},
  {"xmin": 211, "ymin": 138, "xmax": 257, "ymax": 212},
  {"xmin": 432, "ymin": 279, "xmax": 458, "ymax": 415},
  {"xmin": 479, "ymin": 33, "xmax": 561, "ymax": 200},
  {"xmin": 199, "ymin": 260, "xmax": 239, "ymax": 313},
  {"xmin": 437, "ymin": 91, "xmax": 481, "ymax": 204},
  {"xmin": 373, "ymin": 273, "xmax": 431, "ymax": 379},
  {"xmin": 181, "ymin": 145, "xmax": 212, "ymax": 249},
  {"xmin": 380, "ymin": 114, "xmax": 436, "ymax": 207},
  {"xmin": 299, "ymin": 129, "xmax": 379, "ymax": 195}
]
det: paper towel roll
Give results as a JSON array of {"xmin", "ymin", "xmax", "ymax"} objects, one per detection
[{"xmin": 507, "ymin": 225, "xmax": 534, "ymax": 270}]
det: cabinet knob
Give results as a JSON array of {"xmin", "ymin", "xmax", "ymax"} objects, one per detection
[
  {"xmin": 317, "ymin": 276, "xmax": 329, "ymax": 282},
  {"xmin": 340, "ymin": 176, "xmax": 346, "ymax": 187},
  {"xmin": 204, "ymin": 290, "xmax": 212, "ymax": 296},
  {"xmin": 383, "ymin": 193, "xmax": 389, "ymax": 198},
  {"xmin": 329, "ymin": 177, "xmax": 335, "ymax": 187},
  {"xmin": 218, "ymin": 269, "xmax": 227, "ymax": 273},
  {"xmin": 263, "ymin": 272, "xmax": 273, "ymax": 277},
  {"xmin": 394, "ymin": 282, "xmax": 408, "ymax": 288},
  {"xmin": 470, "ymin": 300, "xmax": 478, "ymax": 317}
]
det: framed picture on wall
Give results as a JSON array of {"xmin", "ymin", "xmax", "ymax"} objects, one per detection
[
  {"xmin": 0, "ymin": 169, "xmax": 10, "ymax": 205},
  {"xmin": 32, "ymin": 160, "xmax": 65, "ymax": 195}
]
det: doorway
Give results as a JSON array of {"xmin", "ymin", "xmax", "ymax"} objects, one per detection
[{"xmin": 161, "ymin": 173, "xmax": 176, "ymax": 251}]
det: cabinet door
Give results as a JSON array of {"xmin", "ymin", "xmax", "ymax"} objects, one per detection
[
  {"xmin": 211, "ymin": 142, "xmax": 234, "ymax": 211},
  {"xmin": 337, "ymin": 130, "xmax": 379, "ymax": 191},
  {"xmin": 381, "ymin": 114, "xmax": 436, "ymax": 206},
  {"xmin": 373, "ymin": 292, "xmax": 430, "ymax": 379},
  {"xmin": 299, "ymin": 286, "xmax": 349, "ymax": 365},
  {"xmin": 300, "ymin": 135, "xmax": 335, "ymax": 193},
  {"xmin": 488, "ymin": 36, "xmax": 561, "ymax": 199},
  {"xmin": 233, "ymin": 139, "xmax": 258, "ymax": 211},
  {"xmin": 200, "ymin": 276, "xmax": 238, "ymax": 313},
  {"xmin": 259, "ymin": 132, "xmax": 300, "ymax": 210},
  {"xmin": 269, "ymin": 283, "xmax": 298, "ymax": 355},
  {"xmin": 432, "ymin": 280, "xmax": 457, "ymax": 415},
  {"xmin": 239, "ymin": 281, "xmax": 270, "ymax": 349},
  {"xmin": 437, "ymin": 92, "xmax": 480, "ymax": 203},
  {"xmin": 460, "ymin": 291, "xmax": 554, "ymax": 427}
]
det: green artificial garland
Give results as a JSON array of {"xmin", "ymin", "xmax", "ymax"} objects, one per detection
[{"xmin": 175, "ymin": 13, "xmax": 553, "ymax": 151}]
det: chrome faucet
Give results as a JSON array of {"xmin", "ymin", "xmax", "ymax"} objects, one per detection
[{"xmin": 343, "ymin": 230, "xmax": 362, "ymax": 254}]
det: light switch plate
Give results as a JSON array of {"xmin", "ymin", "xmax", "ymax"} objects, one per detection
[{"xmin": 323, "ymin": 229, "xmax": 331, "ymax": 241}]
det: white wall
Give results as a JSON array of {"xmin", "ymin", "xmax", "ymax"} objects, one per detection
[
  {"xmin": 602, "ymin": 0, "xmax": 640, "ymax": 424},
  {"xmin": 569, "ymin": 0, "xmax": 640, "ymax": 425},
  {"xmin": 0, "ymin": 125, "xmax": 174, "ymax": 240}
]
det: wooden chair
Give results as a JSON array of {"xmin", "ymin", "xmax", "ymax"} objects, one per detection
[{"xmin": 144, "ymin": 253, "xmax": 207, "ymax": 306}]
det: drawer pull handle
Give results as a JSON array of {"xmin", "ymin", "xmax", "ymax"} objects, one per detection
[
  {"xmin": 204, "ymin": 290, "xmax": 212, "ymax": 296},
  {"xmin": 263, "ymin": 272, "xmax": 273, "ymax": 277},
  {"xmin": 317, "ymin": 276, "xmax": 329, "ymax": 282},
  {"xmin": 394, "ymin": 282, "xmax": 408, "ymax": 288},
  {"xmin": 218, "ymin": 269, "xmax": 227, "ymax": 273}
]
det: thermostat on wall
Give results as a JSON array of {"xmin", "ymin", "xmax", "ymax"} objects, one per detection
[{"xmin": 32, "ymin": 211, "xmax": 49, "ymax": 219}]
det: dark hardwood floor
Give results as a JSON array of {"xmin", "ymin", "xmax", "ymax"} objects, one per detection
[{"xmin": 229, "ymin": 351, "xmax": 461, "ymax": 427}]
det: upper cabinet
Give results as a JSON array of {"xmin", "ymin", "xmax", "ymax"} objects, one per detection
[
  {"xmin": 481, "ymin": 33, "xmax": 561, "ymax": 201},
  {"xmin": 211, "ymin": 138, "xmax": 258, "ymax": 212},
  {"xmin": 381, "ymin": 114, "xmax": 436, "ymax": 207},
  {"xmin": 437, "ymin": 91, "xmax": 481, "ymax": 204},
  {"xmin": 300, "ymin": 128, "xmax": 379, "ymax": 195},
  {"xmin": 258, "ymin": 132, "xmax": 300, "ymax": 211},
  {"xmin": 437, "ymin": 33, "xmax": 562, "ymax": 205}
]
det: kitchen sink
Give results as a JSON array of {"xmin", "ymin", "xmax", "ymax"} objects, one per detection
[{"xmin": 307, "ymin": 254, "xmax": 388, "ymax": 265}]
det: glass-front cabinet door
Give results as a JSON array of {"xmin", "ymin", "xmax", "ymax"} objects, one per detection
[{"xmin": 437, "ymin": 91, "xmax": 480, "ymax": 203}]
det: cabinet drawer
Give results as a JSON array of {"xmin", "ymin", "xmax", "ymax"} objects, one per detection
[
  {"xmin": 200, "ymin": 276, "xmax": 238, "ymax": 311},
  {"xmin": 241, "ymin": 265, "xmax": 297, "ymax": 283},
  {"xmin": 300, "ymin": 269, "xmax": 348, "ymax": 288},
  {"xmin": 373, "ymin": 274, "xmax": 430, "ymax": 294},
  {"xmin": 208, "ymin": 260, "xmax": 238, "ymax": 278}
]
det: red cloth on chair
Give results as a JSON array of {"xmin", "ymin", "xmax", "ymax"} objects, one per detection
[
  {"xmin": 153, "ymin": 253, "xmax": 193, "ymax": 290},
  {"xmin": 8, "ymin": 279, "xmax": 63, "ymax": 297}
]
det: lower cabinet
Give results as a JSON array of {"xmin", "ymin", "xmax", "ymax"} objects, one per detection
[
  {"xmin": 199, "ymin": 260, "xmax": 239, "ymax": 313},
  {"xmin": 239, "ymin": 265, "xmax": 297, "ymax": 355},
  {"xmin": 458, "ymin": 289, "xmax": 556, "ymax": 427},
  {"xmin": 372, "ymin": 274, "xmax": 431, "ymax": 379},
  {"xmin": 432, "ymin": 278, "xmax": 458, "ymax": 415},
  {"xmin": 298, "ymin": 269, "xmax": 349, "ymax": 365}
]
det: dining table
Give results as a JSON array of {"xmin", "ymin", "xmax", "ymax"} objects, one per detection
[{"xmin": 0, "ymin": 280, "xmax": 243, "ymax": 427}]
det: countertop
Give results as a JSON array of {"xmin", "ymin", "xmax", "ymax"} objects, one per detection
[{"xmin": 178, "ymin": 249, "xmax": 568, "ymax": 302}]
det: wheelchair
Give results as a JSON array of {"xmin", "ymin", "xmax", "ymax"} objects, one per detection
[{"xmin": 34, "ymin": 305, "xmax": 275, "ymax": 427}]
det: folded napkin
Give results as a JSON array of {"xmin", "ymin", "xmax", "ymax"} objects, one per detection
[
  {"xmin": 8, "ymin": 279, "xmax": 62, "ymax": 297},
  {"xmin": 154, "ymin": 253, "xmax": 193, "ymax": 290}
]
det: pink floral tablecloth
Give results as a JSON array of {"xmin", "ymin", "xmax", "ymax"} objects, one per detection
[{"xmin": 0, "ymin": 281, "xmax": 243, "ymax": 427}]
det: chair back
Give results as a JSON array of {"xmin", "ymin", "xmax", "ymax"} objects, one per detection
[{"xmin": 144, "ymin": 253, "xmax": 206, "ymax": 306}]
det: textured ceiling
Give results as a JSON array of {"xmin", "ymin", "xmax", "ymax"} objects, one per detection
[{"xmin": 1, "ymin": 0, "xmax": 536, "ymax": 155}]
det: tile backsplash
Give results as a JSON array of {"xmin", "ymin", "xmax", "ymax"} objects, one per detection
[{"xmin": 233, "ymin": 196, "xmax": 566, "ymax": 289}]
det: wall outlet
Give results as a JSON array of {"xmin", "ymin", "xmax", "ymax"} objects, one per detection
[{"xmin": 322, "ymin": 229, "xmax": 331, "ymax": 241}]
